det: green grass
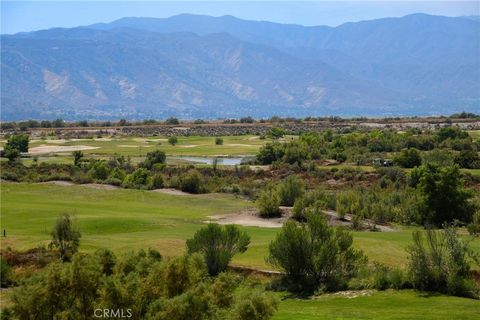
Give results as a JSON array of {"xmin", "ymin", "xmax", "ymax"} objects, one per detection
[
  {"xmin": 273, "ymin": 290, "xmax": 480, "ymax": 320},
  {"xmin": 27, "ymin": 135, "xmax": 269, "ymax": 158},
  {"xmin": 1, "ymin": 183, "xmax": 479, "ymax": 269}
]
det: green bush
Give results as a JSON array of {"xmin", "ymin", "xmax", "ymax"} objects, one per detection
[
  {"xmin": 49, "ymin": 214, "xmax": 81, "ymax": 262},
  {"xmin": 180, "ymin": 170, "xmax": 203, "ymax": 193},
  {"xmin": 394, "ymin": 148, "xmax": 422, "ymax": 168},
  {"xmin": 186, "ymin": 224, "xmax": 250, "ymax": 276},
  {"xmin": 123, "ymin": 168, "xmax": 150, "ymax": 189},
  {"xmin": 150, "ymin": 174, "xmax": 164, "ymax": 189},
  {"xmin": 407, "ymin": 227, "xmax": 479, "ymax": 298},
  {"xmin": 215, "ymin": 137, "xmax": 224, "ymax": 145},
  {"xmin": 168, "ymin": 136, "xmax": 178, "ymax": 146},
  {"xmin": 268, "ymin": 213, "xmax": 366, "ymax": 292},
  {"xmin": 142, "ymin": 150, "xmax": 166, "ymax": 169},
  {"xmin": 277, "ymin": 175, "xmax": 305, "ymax": 206},
  {"xmin": 257, "ymin": 185, "xmax": 281, "ymax": 218}
]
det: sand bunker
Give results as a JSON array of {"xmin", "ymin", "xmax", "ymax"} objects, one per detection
[
  {"xmin": 207, "ymin": 208, "xmax": 289, "ymax": 228},
  {"xmin": 28, "ymin": 145, "xmax": 99, "ymax": 155},
  {"xmin": 225, "ymin": 144, "xmax": 255, "ymax": 147},
  {"xmin": 179, "ymin": 145, "xmax": 198, "ymax": 148}
]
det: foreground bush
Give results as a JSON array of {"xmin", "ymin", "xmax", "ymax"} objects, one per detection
[
  {"xmin": 9, "ymin": 251, "xmax": 277, "ymax": 320},
  {"xmin": 407, "ymin": 227, "xmax": 479, "ymax": 298},
  {"xmin": 268, "ymin": 213, "xmax": 366, "ymax": 292}
]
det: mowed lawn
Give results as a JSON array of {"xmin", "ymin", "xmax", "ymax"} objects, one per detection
[
  {"xmin": 273, "ymin": 290, "xmax": 480, "ymax": 320},
  {"xmin": 1, "ymin": 183, "xmax": 479, "ymax": 269}
]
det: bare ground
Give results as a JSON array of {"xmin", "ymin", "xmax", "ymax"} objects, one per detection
[
  {"xmin": 28, "ymin": 145, "xmax": 99, "ymax": 155},
  {"xmin": 150, "ymin": 188, "xmax": 193, "ymax": 196}
]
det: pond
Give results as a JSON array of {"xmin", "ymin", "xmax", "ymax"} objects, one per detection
[{"xmin": 168, "ymin": 156, "xmax": 251, "ymax": 166}]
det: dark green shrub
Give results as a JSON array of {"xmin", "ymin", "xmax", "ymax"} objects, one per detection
[
  {"xmin": 123, "ymin": 168, "xmax": 150, "ymax": 189},
  {"xmin": 180, "ymin": 170, "xmax": 203, "ymax": 193},
  {"xmin": 215, "ymin": 137, "xmax": 224, "ymax": 145}
]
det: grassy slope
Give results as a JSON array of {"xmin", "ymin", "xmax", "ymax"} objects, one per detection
[
  {"xmin": 2, "ymin": 183, "xmax": 479, "ymax": 269},
  {"xmin": 273, "ymin": 290, "xmax": 480, "ymax": 320}
]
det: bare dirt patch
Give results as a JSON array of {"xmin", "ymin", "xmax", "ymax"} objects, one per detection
[
  {"xmin": 82, "ymin": 184, "xmax": 119, "ymax": 190},
  {"xmin": 39, "ymin": 180, "xmax": 75, "ymax": 186},
  {"xmin": 179, "ymin": 145, "xmax": 199, "ymax": 148},
  {"xmin": 28, "ymin": 145, "xmax": 99, "ymax": 155},
  {"xmin": 151, "ymin": 188, "xmax": 193, "ymax": 196}
]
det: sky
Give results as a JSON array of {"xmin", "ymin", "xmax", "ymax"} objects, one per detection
[{"xmin": 2, "ymin": 1, "xmax": 479, "ymax": 34}]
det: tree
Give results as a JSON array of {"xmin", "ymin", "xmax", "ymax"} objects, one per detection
[
  {"xmin": 277, "ymin": 175, "xmax": 305, "ymax": 206},
  {"xmin": 215, "ymin": 137, "xmax": 224, "ymax": 145},
  {"xmin": 256, "ymin": 142, "xmax": 285, "ymax": 165},
  {"xmin": 268, "ymin": 213, "xmax": 365, "ymax": 292},
  {"xmin": 165, "ymin": 117, "xmax": 180, "ymax": 125},
  {"xmin": 394, "ymin": 148, "xmax": 422, "ymax": 168},
  {"xmin": 407, "ymin": 227, "xmax": 479, "ymax": 297},
  {"xmin": 5, "ymin": 134, "xmax": 29, "ymax": 153},
  {"xmin": 142, "ymin": 150, "xmax": 166, "ymax": 169},
  {"xmin": 455, "ymin": 150, "xmax": 480, "ymax": 169},
  {"xmin": 3, "ymin": 144, "xmax": 20, "ymax": 163},
  {"xmin": 411, "ymin": 164, "xmax": 475, "ymax": 226},
  {"xmin": 73, "ymin": 150, "xmax": 84, "ymax": 167},
  {"xmin": 256, "ymin": 185, "xmax": 281, "ymax": 218},
  {"xmin": 49, "ymin": 214, "xmax": 81, "ymax": 262},
  {"xmin": 266, "ymin": 127, "xmax": 286, "ymax": 139},
  {"xmin": 186, "ymin": 224, "xmax": 250, "ymax": 276},
  {"xmin": 168, "ymin": 136, "xmax": 178, "ymax": 146}
]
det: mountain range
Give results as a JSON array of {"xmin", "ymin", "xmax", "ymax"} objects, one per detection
[{"xmin": 1, "ymin": 13, "xmax": 479, "ymax": 120}]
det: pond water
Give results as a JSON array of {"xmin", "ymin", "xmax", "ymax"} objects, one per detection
[{"xmin": 169, "ymin": 156, "xmax": 249, "ymax": 166}]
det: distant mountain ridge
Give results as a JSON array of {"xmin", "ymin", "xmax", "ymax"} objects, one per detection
[{"xmin": 1, "ymin": 13, "xmax": 479, "ymax": 120}]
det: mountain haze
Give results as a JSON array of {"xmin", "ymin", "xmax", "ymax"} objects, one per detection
[{"xmin": 1, "ymin": 14, "xmax": 479, "ymax": 120}]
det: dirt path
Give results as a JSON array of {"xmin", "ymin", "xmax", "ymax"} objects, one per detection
[{"xmin": 150, "ymin": 188, "xmax": 193, "ymax": 196}]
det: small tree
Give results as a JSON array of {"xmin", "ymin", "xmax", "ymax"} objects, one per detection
[
  {"xmin": 186, "ymin": 224, "xmax": 250, "ymax": 276},
  {"xmin": 277, "ymin": 175, "xmax": 305, "ymax": 206},
  {"xmin": 215, "ymin": 137, "xmax": 224, "ymax": 145},
  {"xmin": 267, "ymin": 127, "xmax": 286, "ymax": 139},
  {"xmin": 268, "ymin": 213, "xmax": 365, "ymax": 292},
  {"xmin": 168, "ymin": 136, "xmax": 178, "ymax": 146},
  {"xmin": 5, "ymin": 134, "xmax": 29, "ymax": 153},
  {"xmin": 49, "ymin": 214, "xmax": 81, "ymax": 262},
  {"xmin": 73, "ymin": 150, "xmax": 84, "ymax": 167},
  {"xmin": 394, "ymin": 148, "xmax": 422, "ymax": 168},
  {"xmin": 142, "ymin": 150, "xmax": 166, "ymax": 169},
  {"xmin": 165, "ymin": 117, "xmax": 180, "ymax": 125},
  {"xmin": 256, "ymin": 185, "xmax": 281, "ymax": 218}
]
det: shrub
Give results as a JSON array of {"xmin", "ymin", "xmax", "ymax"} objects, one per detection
[
  {"xmin": 277, "ymin": 175, "xmax": 305, "ymax": 206},
  {"xmin": 5, "ymin": 134, "xmax": 29, "ymax": 153},
  {"xmin": 88, "ymin": 161, "xmax": 109, "ymax": 180},
  {"xmin": 186, "ymin": 224, "xmax": 250, "ymax": 276},
  {"xmin": 168, "ymin": 136, "xmax": 178, "ymax": 146},
  {"xmin": 0, "ymin": 256, "xmax": 11, "ymax": 287},
  {"xmin": 257, "ymin": 185, "xmax": 281, "ymax": 218},
  {"xmin": 49, "ymin": 214, "xmax": 81, "ymax": 262},
  {"xmin": 394, "ymin": 148, "xmax": 422, "ymax": 168},
  {"xmin": 150, "ymin": 173, "xmax": 164, "ymax": 189},
  {"xmin": 407, "ymin": 227, "xmax": 479, "ymax": 298},
  {"xmin": 123, "ymin": 168, "xmax": 150, "ymax": 189},
  {"xmin": 268, "ymin": 213, "xmax": 366, "ymax": 292},
  {"xmin": 180, "ymin": 170, "xmax": 203, "ymax": 193},
  {"xmin": 142, "ymin": 150, "xmax": 166, "ymax": 169},
  {"xmin": 215, "ymin": 137, "xmax": 224, "ymax": 145}
]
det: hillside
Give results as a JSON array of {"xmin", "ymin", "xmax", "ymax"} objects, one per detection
[{"xmin": 1, "ymin": 13, "xmax": 479, "ymax": 120}]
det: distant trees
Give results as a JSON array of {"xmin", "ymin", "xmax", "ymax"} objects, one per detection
[
  {"xmin": 268, "ymin": 213, "xmax": 365, "ymax": 292},
  {"xmin": 165, "ymin": 117, "xmax": 180, "ymax": 125},
  {"xmin": 49, "ymin": 214, "xmax": 81, "ymax": 262},
  {"xmin": 186, "ymin": 224, "xmax": 250, "ymax": 276},
  {"xmin": 410, "ymin": 164, "xmax": 475, "ymax": 226},
  {"xmin": 407, "ymin": 227, "xmax": 479, "ymax": 298}
]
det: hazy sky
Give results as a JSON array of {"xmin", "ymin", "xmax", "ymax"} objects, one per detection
[{"xmin": 2, "ymin": 1, "xmax": 479, "ymax": 34}]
